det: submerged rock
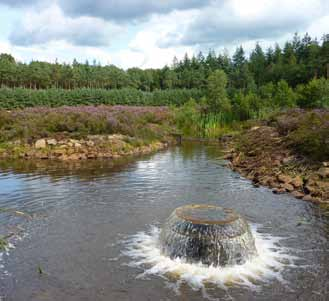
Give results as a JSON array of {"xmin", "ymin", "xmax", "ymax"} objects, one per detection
[{"xmin": 160, "ymin": 204, "xmax": 257, "ymax": 267}]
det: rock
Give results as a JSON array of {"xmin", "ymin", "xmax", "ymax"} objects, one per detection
[
  {"xmin": 47, "ymin": 139, "xmax": 57, "ymax": 146},
  {"xmin": 108, "ymin": 134, "xmax": 125, "ymax": 140},
  {"xmin": 247, "ymin": 150, "xmax": 257, "ymax": 157},
  {"xmin": 68, "ymin": 154, "xmax": 81, "ymax": 160},
  {"xmin": 86, "ymin": 140, "xmax": 95, "ymax": 147},
  {"xmin": 291, "ymin": 176, "xmax": 303, "ymax": 188},
  {"xmin": 223, "ymin": 153, "xmax": 233, "ymax": 160},
  {"xmin": 277, "ymin": 174, "xmax": 293, "ymax": 184},
  {"xmin": 12, "ymin": 140, "xmax": 21, "ymax": 145},
  {"xmin": 35, "ymin": 151, "xmax": 48, "ymax": 159},
  {"xmin": 317, "ymin": 167, "xmax": 329, "ymax": 178},
  {"xmin": 87, "ymin": 153, "xmax": 96, "ymax": 159},
  {"xmin": 291, "ymin": 191, "xmax": 305, "ymax": 199},
  {"xmin": 282, "ymin": 156, "xmax": 294, "ymax": 164},
  {"xmin": 323, "ymin": 162, "xmax": 329, "ymax": 167},
  {"xmin": 35, "ymin": 139, "xmax": 46, "ymax": 149},
  {"xmin": 53, "ymin": 149, "xmax": 66, "ymax": 156},
  {"xmin": 250, "ymin": 126, "xmax": 260, "ymax": 131},
  {"xmin": 80, "ymin": 154, "xmax": 87, "ymax": 160},
  {"xmin": 272, "ymin": 188, "xmax": 286, "ymax": 194},
  {"xmin": 281, "ymin": 183, "xmax": 294, "ymax": 192},
  {"xmin": 69, "ymin": 139, "xmax": 79, "ymax": 144},
  {"xmin": 233, "ymin": 153, "xmax": 242, "ymax": 166},
  {"xmin": 60, "ymin": 155, "xmax": 69, "ymax": 161},
  {"xmin": 273, "ymin": 160, "xmax": 281, "ymax": 166},
  {"xmin": 305, "ymin": 185, "xmax": 317, "ymax": 195},
  {"xmin": 302, "ymin": 195, "xmax": 320, "ymax": 204},
  {"xmin": 74, "ymin": 142, "xmax": 82, "ymax": 148}
]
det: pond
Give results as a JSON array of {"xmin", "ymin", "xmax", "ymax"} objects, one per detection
[{"xmin": 0, "ymin": 143, "xmax": 328, "ymax": 300}]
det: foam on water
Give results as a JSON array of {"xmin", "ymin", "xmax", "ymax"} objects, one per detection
[{"xmin": 122, "ymin": 224, "xmax": 299, "ymax": 299}]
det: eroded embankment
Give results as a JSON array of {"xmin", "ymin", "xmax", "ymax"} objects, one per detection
[{"xmin": 223, "ymin": 109, "xmax": 329, "ymax": 204}]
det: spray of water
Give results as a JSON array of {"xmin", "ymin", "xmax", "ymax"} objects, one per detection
[{"xmin": 122, "ymin": 224, "xmax": 299, "ymax": 299}]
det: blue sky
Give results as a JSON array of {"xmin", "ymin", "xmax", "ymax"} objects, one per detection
[{"xmin": 0, "ymin": 0, "xmax": 328, "ymax": 69}]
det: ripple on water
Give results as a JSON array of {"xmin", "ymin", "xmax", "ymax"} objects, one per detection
[{"xmin": 122, "ymin": 224, "xmax": 299, "ymax": 300}]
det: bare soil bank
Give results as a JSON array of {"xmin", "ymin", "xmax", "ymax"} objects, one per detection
[{"xmin": 223, "ymin": 110, "xmax": 329, "ymax": 205}]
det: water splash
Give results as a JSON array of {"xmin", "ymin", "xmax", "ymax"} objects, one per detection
[{"xmin": 122, "ymin": 224, "xmax": 299, "ymax": 299}]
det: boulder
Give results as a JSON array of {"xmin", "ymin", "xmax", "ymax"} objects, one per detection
[
  {"xmin": 35, "ymin": 139, "xmax": 46, "ymax": 149},
  {"xmin": 86, "ymin": 140, "xmax": 95, "ymax": 147},
  {"xmin": 305, "ymin": 185, "xmax": 317, "ymax": 195},
  {"xmin": 53, "ymin": 149, "xmax": 66, "ymax": 156},
  {"xmin": 302, "ymin": 195, "xmax": 320, "ymax": 204},
  {"xmin": 47, "ymin": 139, "xmax": 57, "ymax": 146},
  {"xmin": 317, "ymin": 167, "xmax": 329, "ymax": 178},
  {"xmin": 291, "ymin": 176, "xmax": 303, "ymax": 188},
  {"xmin": 281, "ymin": 183, "xmax": 294, "ymax": 192},
  {"xmin": 277, "ymin": 174, "xmax": 293, "ymax": 184},
  {"xmin": 272, "ymin": 188, "xmax": 286, "ymax": 194},
  {"xmin": 282, "ymin": 156, "xmax": 294, "ymax": 164},
  {"xmin": 291, "ymin": 191, "xmax": 305, "ymax": 199},
  {"xmin": 68, "ymin": 154, "xmax": 81, "ymax": 160}
]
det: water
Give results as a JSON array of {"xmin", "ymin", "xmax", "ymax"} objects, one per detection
[{"xmin": 0, "ymin": 143, "xmax": 328, "ymax": 300}]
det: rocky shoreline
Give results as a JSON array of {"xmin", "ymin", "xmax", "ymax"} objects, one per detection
[
  {"xmin": 0, "ymin": 134, "xmax": 173, "ymax": 161},
  {"xmin": 223, "ymin": 126, "xmax": 329, "ymax": 204}
]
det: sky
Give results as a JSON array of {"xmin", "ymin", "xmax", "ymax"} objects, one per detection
[{"xmin": 0, "ymin": 0, "xmax": 328, "ymax": 69}]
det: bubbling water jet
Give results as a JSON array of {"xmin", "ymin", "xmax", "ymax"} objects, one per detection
[{"xmin": 160, "ymin": 204, "xmax": 258, "ymax": 267}]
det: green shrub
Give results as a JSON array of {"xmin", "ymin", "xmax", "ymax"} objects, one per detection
[
  {"xmin": 287, "ymin": 110, "xmax": 329, "ymax": 161},
  {"xmin": 296, "ymin": 78, "xmax": 329, "ymax": 108},
  {"xmin": 0, "ymin": 87, "xmax": 203, "ymax": 109}
]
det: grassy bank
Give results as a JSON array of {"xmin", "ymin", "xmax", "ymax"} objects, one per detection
[
  {"xmin": 0, "ymin": 105, "xmax": 176, "ymax": 160},
  {"xmin": 225, "ymin": 109, "xmax": 329, "ymax": 203}
]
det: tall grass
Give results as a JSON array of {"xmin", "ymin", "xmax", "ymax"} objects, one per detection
[{"xmin": 174, "ymin": 100, "xmax": 239, "ymax": 139}]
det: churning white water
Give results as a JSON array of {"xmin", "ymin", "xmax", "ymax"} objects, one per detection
[{"xmin": 122, "ymin": 224, "xmax": 299, "ymax": 299}]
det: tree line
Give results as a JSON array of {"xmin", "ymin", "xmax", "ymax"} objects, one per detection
[{"xmin": 0, "ymin": 33, "xmax": 328, "ymax": 92}]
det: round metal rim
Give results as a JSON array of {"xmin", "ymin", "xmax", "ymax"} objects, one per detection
[{"xmin": 174, "ymin": 204, "xmax": 239, "ymax": 225}]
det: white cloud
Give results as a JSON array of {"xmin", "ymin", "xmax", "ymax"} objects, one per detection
[
  {"xmin": 9, "ymin": 4, "xmax": 122, "ymax": 47},
  {"xmin": 1, "ymin": 0, "xmax": 329, "ymax": 69},
  {"xmin": 125, "ymin": 12, "xmax": 196, "ymax": 68},
  {"xmin": 58, "ymin": 0, "xmax": 209, "ymax": 21},
  {"xmin": 159, "ymin": 0, "xmax": 329, "ymax": 47}
]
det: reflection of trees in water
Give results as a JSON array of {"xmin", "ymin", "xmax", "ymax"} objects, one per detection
[
  {"xmin": 178, "ymin": 142, "xmax": 223, "ymax": 164},
  {"xmin": 0, "ymin": 157, "xmax": 143, "ymax": 182}
]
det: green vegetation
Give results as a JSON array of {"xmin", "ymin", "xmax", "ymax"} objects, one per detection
[
  {"xmin": 0, "ymin": 106, "xmax": 175, "ymax": 144},
  {"xmin": 0, "ymin": 237, "xmax": 8, "ymax": 251},
  {"xmin": 0, "ymin": 33, "xmax": 328, "ymax": 109},
  {"xmin": 0, "ymin": 33, "xmax": 329, "ymax": 141},
  {"xmin": 270, "ymin": 109, "xmax": 329, "ymax": 161},
  {"xmin": 0, "ymin": 87, "xmax": 203, "ymax": 109}
]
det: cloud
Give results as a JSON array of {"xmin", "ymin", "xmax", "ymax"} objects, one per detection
[
  {"xmin": 9, "ymin": 4, "xmax": 122, "ymax": 47},
  {"xmin": 58, "ymin": 0, "xmax": 210, "ymax": 21},
  {"xmin": 124, "ymin": 12, "xmax": 195, "ymax": 68},
  {"xmin": 0, "ymin": 0, "xmax": 37, "ymax": 6},
  {"xmin": 2, "ymin": 0, "xmax": 329, "ymax": 69},
  {"xmin": 158, "ymin": 0, "xmax": 329, "ymax": 47}
]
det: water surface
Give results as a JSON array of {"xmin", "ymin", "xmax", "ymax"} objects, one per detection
[{"xmin": 0, "ymin": 143, "xmax": 328, "ymax": 300}]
